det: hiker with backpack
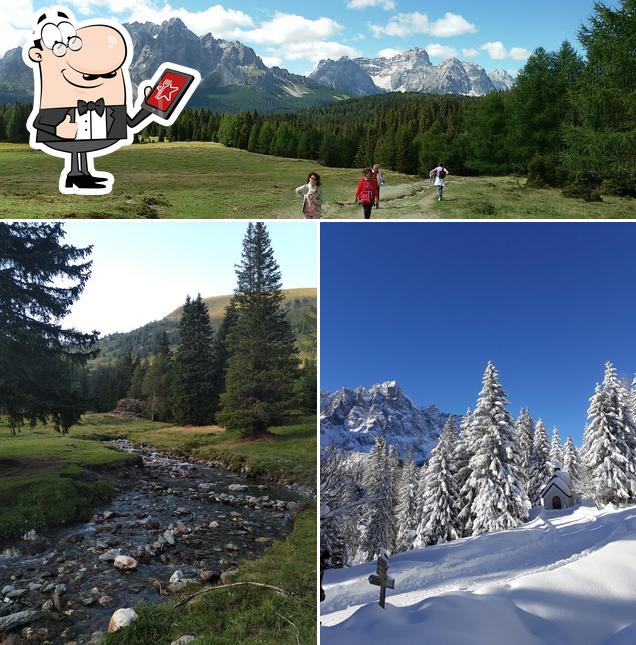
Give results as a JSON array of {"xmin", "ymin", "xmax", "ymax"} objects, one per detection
[
  {"xmin": 355, "ymin": 168, "xmax": 379, "ymax": 219},
  {"xmin": 372, "ymin": 164, "xmax": 384, "ymax": 209},
  {"xmin": 295, "ymin": 171, "xmax": 322, "ymax": 219},
  {"xmin": 430, "ymin": 162, "xmax": 449, "ymax": 201}
]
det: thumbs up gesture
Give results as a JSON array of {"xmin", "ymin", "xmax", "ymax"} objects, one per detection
[{"xmin": 56, "ymin": 114, "xmax": 78, "ymax": 139}]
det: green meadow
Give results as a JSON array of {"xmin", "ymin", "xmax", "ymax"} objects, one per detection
[{"xmin": 2, "ymin": 141, "xmax": 633, "ymax": 219}]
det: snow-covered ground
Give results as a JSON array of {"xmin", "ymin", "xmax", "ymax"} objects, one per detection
[{"xmin": 321, "ymin": 503, "xmax": 636, "ymax": 644}]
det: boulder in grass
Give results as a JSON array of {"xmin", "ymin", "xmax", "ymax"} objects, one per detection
[{"xmin": 108, "ymin": 608, "xmax": 138, "ymax": 633}]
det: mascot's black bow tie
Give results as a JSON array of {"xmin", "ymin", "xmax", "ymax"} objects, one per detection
[{"xmin": 77, "ymin": 98, "xmax": 105, "ymax": 116}]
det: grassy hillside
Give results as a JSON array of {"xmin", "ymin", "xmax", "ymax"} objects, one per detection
[{"xmin": 95, "ymin": 287, "xmax": 316, "ymax": 364}]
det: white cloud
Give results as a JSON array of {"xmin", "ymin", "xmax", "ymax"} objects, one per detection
[
  {"xmin": 126, "ymin": 3, "xmax": 254, "ymax": 38},
  {"xmin": 461, "ymin": 47, "xmax": 480, "ymax": 58},
  {"xmin": 270, "ymin": 40, "xmax": 361, "ymax": 63},
  {"xmin": 377, "ymin": 48, "xmax": 402, "ymax": 59},
  {"xmin": 426, "ymin": 44, "xmax": 458, "ymax": 59},
  {"xmin": 370, "ymin": 12, "xmax": 429, "ymax": 37},
  {"xmin": 510, "ymin": 47, "xmax": 530, "ymax": 60},
  {"xmin": 481, "ymin": 41, "xmax": 508, "ymax": 60},
  {"xmin": 347, "ymin": 0, "xmax": 396, "ymax": 10},
  {"xmin": 370, "ymin": 11, "xmax": 476, "ymax": 38},
  {"xmin": 481, "ymin": 41, "xmax": 530, "ymax": 61},
  {"xmin": 261, "ymin": 55, "xmax": 282, "ymax": 68},
  {"xmin": 237, "ymin": 13, "xmax": 343, "ymax": 45},
  {"xmin": 429, "ymin": 12, "xmax": 477, "ymax": 37},
  {"xmin": 0, "ymin": 0, "xmax": 34, "ymax": 56}
]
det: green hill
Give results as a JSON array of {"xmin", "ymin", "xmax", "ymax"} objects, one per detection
[{"xmin": 94, "ymin": 287, "xmax": 316, "ymax": 364}]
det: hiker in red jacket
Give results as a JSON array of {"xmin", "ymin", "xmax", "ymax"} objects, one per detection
[{"xmin": 355, "ymin": 168, "xmax": 380, "ymax": 219}]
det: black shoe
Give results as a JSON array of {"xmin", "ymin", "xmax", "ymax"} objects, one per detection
[{"xmin": 65, "ymin": 174, "xmax": 107, "ymax": 189}]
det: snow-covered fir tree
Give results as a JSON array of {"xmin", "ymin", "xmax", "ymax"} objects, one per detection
[
  {"xmin": 584, "ymin": 363, "xmax": 635, "ymax": 505},
  {"xmin": 550, "ymin": 427, "xmax": 563, "ymax": 467},
  {"xmin": 562, "ymin": 435, "xmax": 583, "ymax": 497},
  {"xmin": 515, "ymin": 408, "xmax": 535, "ymax": 493},
  {"xmin": 395, "ymin": 452, "xmax": 419, "ymax": 552},
  {"xmin": 528, "ymin": 420, "xmax": 552, "ymax": 505},
  {"xmin": 414, "ymin": 416, "xmax": 460, "ymax": 547},
  {"xmin": 461, "ymin": 362, "xmax": 530, "ymax": 536},
  {"xmin": 359, "ymin": 435, "xmax": 398, "ymax": 559},
  {"xmin": 455, "ymin": 409, "xmax": 479, "ymax": 536}
]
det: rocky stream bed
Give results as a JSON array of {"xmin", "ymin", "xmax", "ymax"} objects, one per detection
[{"xmin": 0, "ymin": 440, "xmax": 304, "ymax": 644}]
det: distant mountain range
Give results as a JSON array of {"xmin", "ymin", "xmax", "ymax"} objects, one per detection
[
  {"xmin": 0, "ymin": 18, "xmax": 514, "ymax": 112},
  {"xmin": 310, "ymin": 49, "xmax": 515, "ymax": 97},
  {"xmin": 94, "ymin": 287, "xmax": 316, "ymax": 365},
  {"xmin": 321, "ymin": 380, "xmax": 454, "ymax": 461}
]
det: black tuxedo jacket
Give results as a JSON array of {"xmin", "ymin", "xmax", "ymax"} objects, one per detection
[{"xmin": 32, "ymin": 105, "xmax": 149, "ymax": 143}]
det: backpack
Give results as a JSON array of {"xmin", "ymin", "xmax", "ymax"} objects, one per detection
[
  {"xmin": 360, "ymin": 180, "xmax": 374, "ymax": 205},
  {"xmin": 437, "ymin": 167, "xmax": 447, "ymax": 179}
]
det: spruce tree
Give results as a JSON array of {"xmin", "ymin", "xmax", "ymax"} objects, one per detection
[
  {"xmin": 0, "ymin": 223, "xmax": 98, "ymax": 434},
  {"xmin": 142, "ymin": 331, "xmax": 173, "ymax": 421},
  {"xmin": 209, "ymin": 300, "xmax": 239, "ymax": 419},
  {"xmin": 550, "ymin": 426, "xmax": 563, "ymax": 467},
  {"xmin": 515, "ymin": 408, "xmax": 535, "ymax": 493},
  {"xmin": 454, "ymin": 408, "xmax": 475, "ymax": 536},
  {"xmin": 172, "ymin": 295, "xmax": 215, "ymax": 425},
  {"xmin": 528, "ymin": 420, "xmax": 552, "ymax": 505},
  {"xmin": 463, "ymin": 362, "xmax": 530, "ymax": 535},
  {"xmin": 415, "ymin": 417, "xmax": 460, "ymax": 547},
  {"xmin": 584, "ymin": 363, "xmax": 634, "ymax": 505},
  {"xmin": 562, "ymin": 435, "xmax": 583, "ymax": 497},
  {"xmin": 359, "ymin": 436, "xmax": 397, "ymax": 559},
  {"xmin": 218, "ymin": 223, "xmax": 299, "ymax": 437},
  {"xmin": 395, "ymin": 452, "xmax": 419, "ymax": 552}
]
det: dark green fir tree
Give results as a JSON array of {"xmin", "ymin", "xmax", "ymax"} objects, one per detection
[
  {"xmin": 142, "ymin": 331, "xmax": 173, "ymax": 421},
  {"xmin": 218, "ymin": 223, "xmax": 299, "ymax": 437},
  {"xmin": 172, "ymin": 294, "xmax": 215, "ymax": 425},
  {"xmin": 0, "ymin": 222, "xmax": 98, "ymax": 434}
]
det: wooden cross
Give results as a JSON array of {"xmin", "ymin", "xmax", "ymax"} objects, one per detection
[{"xmin": 368, "ymin": 551, "xmax": 395, "ymax": 608}]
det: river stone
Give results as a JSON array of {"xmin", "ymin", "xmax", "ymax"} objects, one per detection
[
  {"xmin": 108, "ymin": 608, "xmax": 138, "ymax": 633},
  {"xmin": 5, "ymin": 590, "xmax": 26, "ymax": 600},
  {"xmin": 198, "ymin": 570, "xmax": 219, "ymax": 584},
  {"xmin": 167, "ymin": 581, "xmax": 187, "ymax": 594},
  {"xmin": 102, "ymin": 511, "xmax": 116, "ymax": 520},
  {"xmin": 170, "ymin": 636, "xmax": 195, "ymax": 645},
  {"xmin": 87, "ymin": 632, "xmax": 105, "ymax": 645},
  {"xmin": 1, "ymin": 585, "xmax": 15, "ymax": 595},
  {"xmin": 41, "ymin": 600, "xmax": 54, "ymax": 611},
  {"xmin": 98, "ymin": 596, "xmax": 113, "ymax": 607},
  {"xmin": 163, "ymin": 531, "xmax": 175, "ymax": 546},
  {"xmin": 26, "ymin": 583, "xmax": 42, "ymax": 591},
  {"xmin": 224, "ymin": 543, "xmax": 239, "ymax": 552},
  {"xmin": 99, "ymin": 549, "xmax": 122, "ymax": 562},
  {"xmin": 22, "ymin": 530, "xmax": 38, "ymax": 542},
  {"xmin": 51, "ymin": 589, "xmax": 64, "ymax": 611},
  {"xmin": 169, "ymin": 571, "xmax": 184, "ymax": 584},
  {"xmin": 220, "ymin": 569, "xmax": 239, "ymax": 584},
  {"xmin": 113, "ymin": 556, "xmax": 138, "ymax": 571},
  {"xmin": 228, "ymin": 484, "xmax": 247, "ymax": 492},
  {"xmin": 208, "ymin": 521, "xmax": 219, "ymax": 529},
  {"xmin": 0, "ymin": 610, "xmax": 43, "ymax": 631}
]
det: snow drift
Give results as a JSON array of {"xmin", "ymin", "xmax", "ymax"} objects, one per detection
[{"xmin": 321, "ymin": 503, "xmax": 636, "ymax": 645}]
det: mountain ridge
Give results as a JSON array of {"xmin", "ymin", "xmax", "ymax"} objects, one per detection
[
  {"xmin": 0, "ymin": 20, "xmax": 514, "ymax": 111},
  {"xmin": 321, "ymin": 380, "xmax": 454, "ymax": 461}
]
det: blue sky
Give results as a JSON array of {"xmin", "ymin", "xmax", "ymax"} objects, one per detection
[
  {"xmin": 56, "ymin": 220, "xmax": 316, "ymax": 335},
  {"xmin": 320, "ymin": 223, "xmax": 636, "ymax": 447},
  {"xmin": 3, "ymin": 1, "xmax": 620, "ymax": 75}
]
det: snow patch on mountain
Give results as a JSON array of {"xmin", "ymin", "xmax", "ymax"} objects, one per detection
[{"xmin": 320, "ymin": 381, "xmax": 453, "ymax": 461}]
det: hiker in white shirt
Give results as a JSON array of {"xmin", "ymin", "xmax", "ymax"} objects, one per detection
[
  {"xmin": 295, "ymin": 171, "xmax": 322, "ymax": 219},
  {"xmin": 430, "ymin": 162, "xmax": 449, "ymax": 201}
]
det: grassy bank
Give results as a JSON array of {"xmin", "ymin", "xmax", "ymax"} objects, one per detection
[
  {"xmin": 104, "ymin": 503, "xmax": 317, "ymax": 645},
  {"xmin": 73, "ymin": 413, "xmax": 317, "ymax": 488},
  {"xmin": 0, "ymin": 425, "xmax": 138, "ymax": 540},
  {"xmin": 324, "ymin": 175, "xmax": 636, "ymax": 219}
]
